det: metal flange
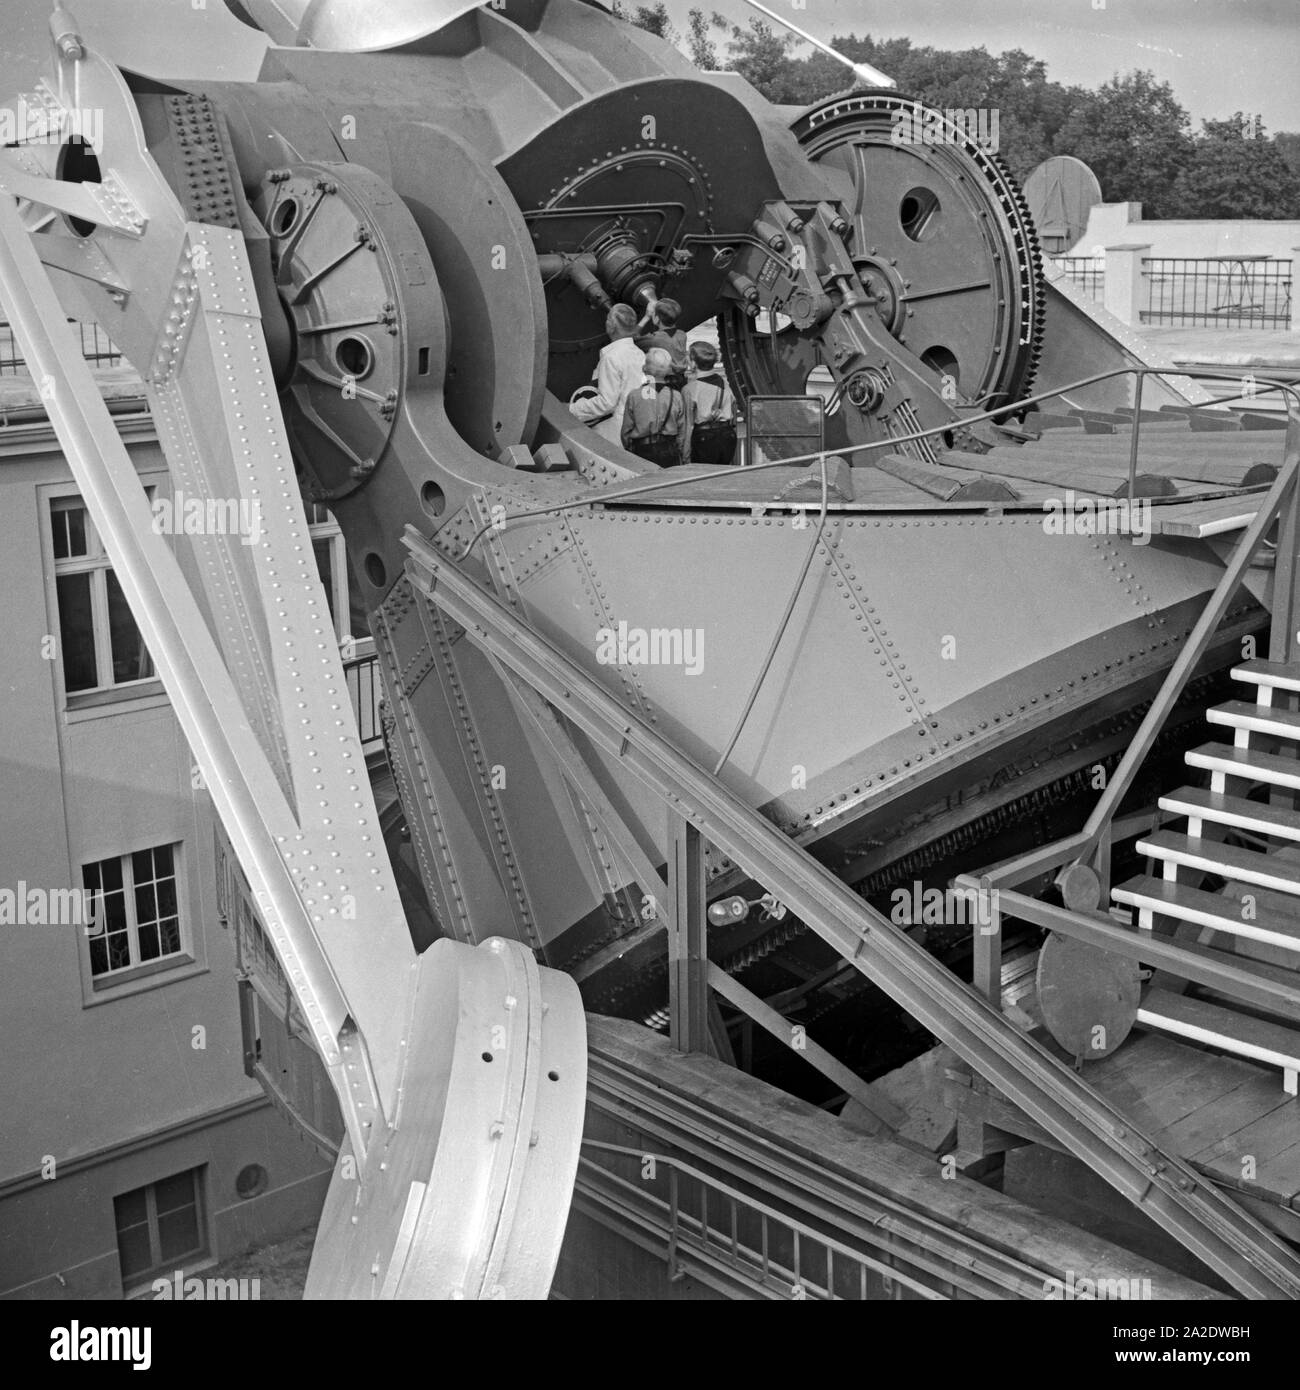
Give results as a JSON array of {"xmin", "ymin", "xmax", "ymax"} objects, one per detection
[
  {"xmin": 304, "ymin": 935, "xmax": 587, "ymax": 1300},
  {"xmin": 252, "ymin": 163, "xmax": 416, "ymax": 501}
]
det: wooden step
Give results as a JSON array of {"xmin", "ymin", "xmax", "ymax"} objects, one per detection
[
  {"xmin": 1186, "ymin": 743, "xmax": 1300, "ymax": 792},
  {"xmin": 1189, "ymin": 412, "xmax": 1242, "ymax": 432},
  {"xmin": 1232, "ymin": 660, "xmax": 1300, "ymax": 697},
  {"xmin": 1023, "ymin": 411, "xmax": 1082, "ymax": 431},
  {"xmin": 1136, "ymin": 830, "xmax": 1300, "ymax": 897},
  {"xmin": 1160, "ymin": 785, "xmax": 1300, "ymax": 843},
  {"xmin": 1137, "ymin": 988, "xmax": 1300, "ymax": 1093},
  {"xmin": 1207, "ymin": 699, "xmax": 1300, "ymax": 742},
  {"xmin": 1113, "ymin": 874, "xmax": 1300, "ymax": 952},
  {"xmin": 1227, "ymin": 410, "xmax": 1288, "ymax": 431}
]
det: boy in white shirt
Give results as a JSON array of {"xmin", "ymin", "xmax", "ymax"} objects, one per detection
[{"xmin": 568, "ymin": 304, "xmax": 645, "ymax": 445}]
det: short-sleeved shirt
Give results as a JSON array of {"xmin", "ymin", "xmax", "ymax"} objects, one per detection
[
  {"xmin": 620, "ymin": 378, "xmax": 685, "ymax": 446},
  {"xmin": 633, "ymin": 328, "xmax": 690, "ymax": 376},
  {"xmin": 682, "ymin": 371, "xmax": 734, "ymax": 428}
]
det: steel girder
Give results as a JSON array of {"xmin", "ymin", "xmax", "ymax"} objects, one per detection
[
  {"xmin": 0, "ymin": 22, "xmax": 586, "ymax": 1298},
  {"xmin": 403, "ymin": 526, "xmax": 1300, "ymax": 1299}
]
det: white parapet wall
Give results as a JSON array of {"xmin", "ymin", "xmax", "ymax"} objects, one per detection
[{"xmin": 1067, "ymin": 203, "xmax": 1300, "ymax": 261}]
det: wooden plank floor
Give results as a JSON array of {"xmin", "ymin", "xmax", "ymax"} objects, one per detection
[{"xmin": 1084, "ymin": 1030, "xmax": 1300, "ymax": 1214}]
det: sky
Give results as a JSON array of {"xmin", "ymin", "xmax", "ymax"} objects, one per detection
[
  {"xmin": 691, "ymin": 0, "xmax": 1300, "ymax": 133},
  {"xmin": 2, "ymin": 0, "xmax": 1297, "ymax": 132}
]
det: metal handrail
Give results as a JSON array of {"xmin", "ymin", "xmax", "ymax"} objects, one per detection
[
  {"xmin": 470, "ymin": 360, "xmax": 1300, "ymax": 881},
  {"xmin": 985, "ymin": 372, "xmax": 1300, "ymax": 885},
  {"xmin": 1083, "ymin": 408, "xmax": 1299, "ymax": 855},
  {"xmin": 579, "ymin": 1139, "xmax": 936, "ymax": 1299},
  {"xmin": 460, "ymin": 362, "xmax": 1280, "ymax": 558}
]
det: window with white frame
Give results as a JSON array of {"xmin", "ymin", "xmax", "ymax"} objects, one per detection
[
  {"xmin": 49, "ymin": 495, "xmax": 155, "ymax": 694},
  {"xmin": 307, "ymin": 501, "xmax": 352, "ymax": 642},
  {"xmin": 83, "ymin": 843, "xmax": 184, "ymax": 980}
]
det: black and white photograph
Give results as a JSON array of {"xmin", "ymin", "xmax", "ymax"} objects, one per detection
[{"xmin": 1, "ymin": 0, "xmax": 1298, "ymax": 1345}]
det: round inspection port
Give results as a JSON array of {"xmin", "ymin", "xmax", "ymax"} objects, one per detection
[
  {"xmin": 334, "ymin": 335, "xmax": 374, "ymax": 382},
  {"xmin": 899, "ymin": 187, "xmax": 941, "ymax": 242},
  {"xmin": 271, "ymin": 196, "xmax": 300, "ymax": 237}
]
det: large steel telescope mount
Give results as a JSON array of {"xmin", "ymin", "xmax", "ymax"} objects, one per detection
[{"xmin": 2, "ymin": 1, "xmax": 1299, "ymax": 1301}]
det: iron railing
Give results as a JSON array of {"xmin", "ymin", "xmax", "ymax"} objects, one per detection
[
  {"xmin": 1050, "ymin": 256, "xmax": 1104, "ymax": 302},
  {"xmin": 578, "ymin": 1140, "xmax": 932, "ymax": 1300},
  {"xmin": 0, "ymin": 317, "xmax": 122, "ymax": 374},
  {"xmin": 343, "ymin": 640, "xmax": 384, "ymax": 753},
  {"xmin": 1142, "ymin": 257, "xmax": 1293, "ymax": 329},
  {"xmin": 975, "ymin": 368, "xmax": 1300, "ymax": 905}
]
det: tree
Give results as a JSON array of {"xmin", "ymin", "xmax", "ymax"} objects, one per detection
[
  {"xmin": 1052, "ymin": 71, "xmax": 1193, "ymax": 217},
  {"xmin": 725, "ymin": 17, "xmax": 797, "ymax": 101},
  {"xmin": 685, "ymin": 8, "xmax": 718, "ymax": 71},
  {"xmin": 611, "ymin": 1, "xmax": 679, "ymax": 47},
  {"xmin": 1272, "ymin": 132, "xmax": 1300, "ymax": 179},
  {"xmin": 1171, "ymin": 116, "xmax": 1300, "ymax": 218}
]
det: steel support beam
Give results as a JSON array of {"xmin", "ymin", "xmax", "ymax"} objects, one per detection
[
  {"xmin": 668, "ymin": 811, "xmax": 710, "ymax": 1054},
  {"xmin": 707, "ymin": 964, "xmax": 906, "ymax": 1133},
  {"xmin": 405, "ymin": 527, "xmax": 1300, "ymax": 1299}
]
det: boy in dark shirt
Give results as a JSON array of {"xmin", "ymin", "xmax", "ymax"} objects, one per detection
[
  {"xmin": 620, "ymin": 348, "xmax": 686, "ymax": 466},
  {"xmin": 634, "ymin": 298, "xmax": 690, "ymax": 385}
]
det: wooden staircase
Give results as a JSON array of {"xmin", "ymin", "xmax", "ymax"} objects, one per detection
[{"xmin": 1112, "ymin": 659, "xmax": 1300, "ymax": 1094}]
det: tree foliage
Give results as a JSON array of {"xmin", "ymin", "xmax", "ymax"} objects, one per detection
[
  {"xmin": 1169, "ymin": 116, "xmax": 1300, "ymax": 218},
  {"xmin": 1052, "ymin": 71, "xmax": 1193, "ymax": 218},
  {"xmin": 611, "ymin": 9, "xmax": 1300, "ymax": 217}
]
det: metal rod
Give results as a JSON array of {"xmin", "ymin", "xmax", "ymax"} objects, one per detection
[
  {"xmin": 1083, "ymin": 414, "xmax": 1300, "ymax": 850},
  {"xmin": 738, "ymin": 0, "xmax": 893, "ymax": 87},
  {"xmin": 460, "ymin": 365, "xmax": 1291, "ymax": 560},
  {"xmin": 967, "ymin": 882, "xmax": 1300, "ymax": 1019},
  {"xmin": 707, "ymin": 963, "xmax": 905, "ymax": 1131},
  {"xmin": 1127, "ymin": 372, "xmax": 1143, "ymax": 501},
  {"xmin": 714, "ymin": 451, "xmax": 829, "ymax": 774}
]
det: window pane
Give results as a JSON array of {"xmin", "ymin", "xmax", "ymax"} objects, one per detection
[
  {"xmin": 116, "ymin": 1223, "xmax": 153, "ymax": 1281},
  {"xmin": 114, "ymin": 1187, "xmax": 147, "ymax": 1228},
  {"xmin": 134, "ymin": 881, "xmax": 157, "ymax": 925},
  {"xmin": 105, "ymin": 928, "xmax": 131, "ymax": 972},
  {"xmin": 137, "ymin": 921, "xmax": 160, "ymax": 961},
  {"xmin": 113, "ymin": 1187, "xmax": 153, "ymax": 1282},
  {"xmin": 84, "ymin": 857, "xmax": 127, "ymax": 974},
  {"xmin": 313, "ymin": 539, "xmax": 336, "ymax": 625},
  {"xmin": 56, "ymin": 572, "xmax": 98, "ymax": 692},
  {"xmin": 100, "ymin": 891, "xmax": 127, "ymax": 934},
  {"xmin": 155, "ymin": 877, "xmax": 177, "ymax": 918},
  {"xmin": 158, "ymin": 918, "xmax": 181, "ymax": 955},
  {"xmin": 154, "ymin": 1170, "xmax": 195, "ymax": 1217},
  {"xmin": 87, "ymin": 856, "xmax": 123, "ymax": 894},
  {"xmin": 106, "ymin": 572, "xmax": 153, "ymax": 684},
  {"xmin": 157, "ymin": 1206, "xmax": 201, "ymax": 1262},
  {"xmin": 50, "ymin": 500, "xmax": 88, "ymax": 560},
  {"xmin": 155, "ymin": 1170, "xmax": 203, "ymax": 1262}
]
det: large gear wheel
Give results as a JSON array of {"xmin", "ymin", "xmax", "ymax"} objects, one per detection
[{"xmin": 722, "ymin": 92, "xmax": 1045, "ymax": 438}]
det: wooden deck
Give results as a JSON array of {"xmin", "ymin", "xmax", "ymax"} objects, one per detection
[{"xmin": 948, "ymin": 1025, "xmax": 1300, "ymax": 1240}]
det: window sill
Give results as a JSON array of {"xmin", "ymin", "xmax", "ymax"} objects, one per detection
[
  {"xmin": 65, "ymin": 680, "xmax": 168, "ymax": 722},
  {"xmin": 124, "ymin": 1254, "xmax": 215, "ymax": 1301},
  {"xmin": 85, "ymin": 954, "xmax": 206, "ymax": 1007}
]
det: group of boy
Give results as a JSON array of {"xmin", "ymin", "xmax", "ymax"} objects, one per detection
[{"xmin": 568, "ymin": 298, "xmax": 737, "ymax": 467}]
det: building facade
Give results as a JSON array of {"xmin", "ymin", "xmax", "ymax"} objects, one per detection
[{"xmin": 0, "ymin": 360, "xmax": 354, "ymax": 1299}]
